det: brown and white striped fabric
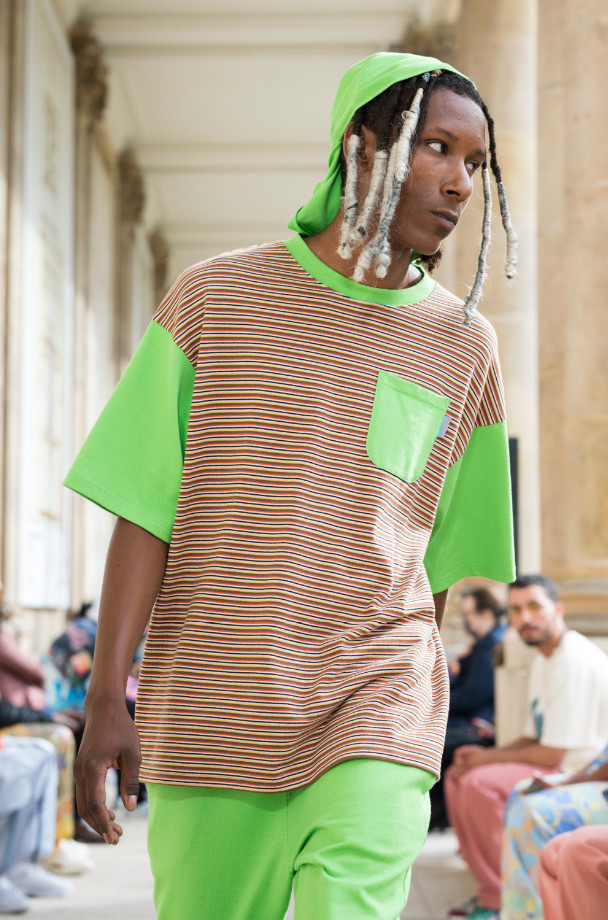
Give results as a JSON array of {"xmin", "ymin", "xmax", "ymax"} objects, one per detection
[{"xmin": 124, "ymin": 238, "xmax": 513, "ymax": 790}]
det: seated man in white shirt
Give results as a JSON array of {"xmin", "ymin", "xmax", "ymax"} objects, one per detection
[{"xmin": 444, "ymin": 573, "xmax": 608, "ymax": 920}]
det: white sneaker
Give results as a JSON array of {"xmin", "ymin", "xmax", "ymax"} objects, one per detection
[
  {"xmin": 0, "ymin": 876, "xmax": 29, "ymax": 913},
  {"xmin": 6, "ymin": 862, "xmax": 72, "ymax": 898},
  {"xmin": 42, "ymin": 839, "xmax": 93, "ymax": 876}
]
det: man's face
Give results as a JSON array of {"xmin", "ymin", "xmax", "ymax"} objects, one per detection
[
  {"xmin": 461, "ymin": 595, "xmax": 492, "ymax": 639},
  {"xmin": 389, "ymin": 87, "xmax": 486, "ymax": 255},
  {"xmin": 508, "ymin": 585, "xmax": 563, "ymax": 647},
  {"xmin": 461, "ymin": 595, "xmax": 481, "ymax": 637}
]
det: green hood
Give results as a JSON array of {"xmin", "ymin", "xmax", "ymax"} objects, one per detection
[{"xmin": 288, "ymin": 52, "xmax": 471, "ymax": 237}]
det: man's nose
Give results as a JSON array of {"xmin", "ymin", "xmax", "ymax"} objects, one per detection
[{"xmin": 444, "ymin": 161, "xmax": 473, "ymax": 201}]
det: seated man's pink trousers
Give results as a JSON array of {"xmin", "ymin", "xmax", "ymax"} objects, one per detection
[
  {"xmin": 539, "ymin": 825, "xmax": 608, "ymax": 920},
  {"xmin": 444, "ymin": 763, "xmax": 559, "ymax": 911}
]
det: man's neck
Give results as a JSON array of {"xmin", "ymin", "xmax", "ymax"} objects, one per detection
[
  {"xmin": 304, "ymin": 222, "xmax": 421, "ymax": 291},
  {"xmin": 539, "ymin": 623, "xmax": 568, "ymax": 658}
]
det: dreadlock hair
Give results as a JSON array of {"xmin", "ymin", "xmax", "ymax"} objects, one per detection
[
  {"xmin": 337, "ymin": 70, "xmax": 518, "ymax": 325},
  {"xmin": 337, "ymin": 110, "xmax": 363, "ymax": 260}
]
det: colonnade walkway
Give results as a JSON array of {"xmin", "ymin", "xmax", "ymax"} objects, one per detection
[{"xmin": 29, "ymin": 809, "xmax": 474, "ymax": 920}]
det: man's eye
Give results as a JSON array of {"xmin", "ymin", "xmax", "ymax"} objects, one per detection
[
  {"xmin": 467, "ymin": 161, "xmax": 482, "ymax": 175},
  {"xmin": 428, "ymin": 141, "xmax": 446, "ymax": 153}
]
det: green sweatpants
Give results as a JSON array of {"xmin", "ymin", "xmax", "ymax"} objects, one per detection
[{"xmin": 147, "ymin": 758, "xmax": 433, "ymax": 920}]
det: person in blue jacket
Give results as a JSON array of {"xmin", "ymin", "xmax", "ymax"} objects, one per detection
[{"xmin": 430, "ymin": 588, "xmax": 506, "ymax": 829}]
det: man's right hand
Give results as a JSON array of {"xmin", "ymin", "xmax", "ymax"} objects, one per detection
[
  {"xmin": 73, "ymin": 518, "xmax": 169, "ymax": 845},
  {"xmin": 74, "ymin": 699, "xmax": 142, "ymax": 845}
]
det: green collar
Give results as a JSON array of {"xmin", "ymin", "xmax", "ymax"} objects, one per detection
[{"xmin": 284, "ymin": 235, "xmax": 435, "ymax": 307}]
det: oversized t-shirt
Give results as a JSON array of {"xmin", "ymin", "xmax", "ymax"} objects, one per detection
[
  {"xmin": 65, "ymin": 236, "xmax": 515, "ymax": 790},
  {"xmin": 524, "ymin": 630, "xmax": 608, "ymax": 772}
]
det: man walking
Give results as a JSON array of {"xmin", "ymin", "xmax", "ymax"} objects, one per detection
[{"xmin": 66, "ymin": 52, "xmax": 517, "ymax": 920}]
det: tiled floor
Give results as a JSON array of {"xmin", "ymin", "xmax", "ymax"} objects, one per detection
[
  {"xmin": 28, "ymin": 810, "xmax": 474, "ymax": 919},
  {"xmin": 28, "ymin": 809, "xmax": 155, "ymax": 920},
  {"xmin": 402, "ymin": 829, "xmax": 476, "ymax": 920}
]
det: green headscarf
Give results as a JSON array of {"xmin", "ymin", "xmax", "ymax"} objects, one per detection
[{"xmin": 288, "ymin": 52, "xmax": 471, "ymax": 237}]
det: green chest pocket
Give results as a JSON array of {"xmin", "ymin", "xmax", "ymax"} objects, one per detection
[{"xmin": 366, "ymin": 370, "xmax": 450, "ymax": 483}]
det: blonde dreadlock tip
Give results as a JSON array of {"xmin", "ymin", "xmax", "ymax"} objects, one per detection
[
  {"xmin": 505, "ymin": 233, "xmax": 518, "ymax": 279},
  {"xmin": 461, "ymin": 299, "xmax": 477, "ymax": 326}
]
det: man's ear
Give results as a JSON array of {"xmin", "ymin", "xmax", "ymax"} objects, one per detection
[{"xmin": 342, "ymin": 122, "xmax": 377, "ymax": 175}]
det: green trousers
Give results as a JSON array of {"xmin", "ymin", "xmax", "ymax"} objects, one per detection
[{"xmin": 147, "ymin": 758, "xmax": 433, "ymax": 920}]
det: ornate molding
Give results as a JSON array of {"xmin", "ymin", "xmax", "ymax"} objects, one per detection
[
  {"xmin": 70, "ymin": 24, "xmax": 108, "ymax": 124},
  {"xmin": 118, "ymin": 151, "xmax": 145, "ymax": 226},
  {"xmin": 149, "ymin": 230, "xmax": 169, "ymax": 303},
  {"xmin": 92, "ymin": 11, "xmax": 422, "ymax": 54},
  {"xmin": 137, "ymin": 141, "xmax": 328, "ymax": 173},
  {"xmin": 400, "ymin": 21, "xmax": 458, "ymax": 65}
]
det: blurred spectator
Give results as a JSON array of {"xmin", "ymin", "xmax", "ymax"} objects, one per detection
[
  {"xmin": 0, "ymin": 735, "xmax": 71, "ymax": 913},
  {"xmin": 43, "ymin": 604, "xmax": 97, "ymax": 713},
  {"xmin": 446, "ymin": 574, "xmax": 608, "ymax": 920},
  {"xmin": 0, "ymin": 592, "xmax": 97, "ymax": 851},
  {"xmin": 0, "ymin": 590, "xmax": 144, "ymax": 840},
  {"xmin": 539, "ymin": 825, "xmax": 608, "ymax": 920},
  {"xmin": 0, "ymin": 697, "xmax": 93, "ymax": 850},
  {"xmin": 501, "ymin": 743, "xmax": 608, "ymax": 919},
  {"xmin": 430, "ymin": 588, "xmax": 505, "ymax": 830},
  {"xmin": 0, "ymin": 618, "xmax": 46, "ymax": 711}
]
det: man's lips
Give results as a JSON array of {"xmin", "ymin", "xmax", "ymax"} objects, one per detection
[{"xmin": 431, "ymin": 210, "xmax": 459, "ymax": 230}]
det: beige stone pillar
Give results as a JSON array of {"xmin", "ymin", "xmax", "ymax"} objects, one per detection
[
  {"xmin": 116, "ymin": 150, "xmax": 145, "ymax": 375},
  {"xmin": 455, "ymin": 0, "xmax": 540, "ymax": 572},
  {"xmin": 0, "ymin": 1, "xmax": 25, "ymax": 604},
  {"xmin": 538, "ymin": 0, "xmax": 608, "ymax": 628},
  {"xmin": 69, "ymin": 24, "xmax": 110, "ymax": 609},
  {"xmin": 0, "ymin": 1, "xmax": 14, "ymax": 586},
  {"xmin": 149, "ymin": 229, "xmax": 170, "ymax": 307}
]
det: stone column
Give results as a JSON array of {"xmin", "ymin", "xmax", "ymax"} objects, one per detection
[
  {"xmin": 538, "ymin": 0, "xmax": 608, "ymax": 627},
  {"xmin": 70, "ymin": 22, "xmax": 109, "ymax": 435},
  {"xmin": 455, "ymin": 0, "xmax": 540, "ymax": 572},
  {"xmin": 69, "ymin": 24, "xmax": 109, "ymax": 609},
  {"xmin": 0, "ymin": 1, "xmax": 14, "ymax": 586},
  {"xmin": 0, "ymin": 1, "xmax": 25, "ymax": 608},
  {"xmin": 149, "ymin": 229, "xmax": 170, "ymax": 307},
  {"xmin": 116, "ymin": 150, "xmax": 145, "ymax": 375}
]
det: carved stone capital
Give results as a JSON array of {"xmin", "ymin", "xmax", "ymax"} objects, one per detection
[
  {"xmin": 70, "ymin": 24, "xmax": 108, "ymax": 124},
  {"xmin": 118, "ymin": 151, "xmax": 145, "ymax": 225},
  {"xmin": 149, "ymin": 230, "xmax": 169, "ymax": 303},
  {"xmin": 400, "ymin": 21, "xmax": 457, "ymax": 65}
]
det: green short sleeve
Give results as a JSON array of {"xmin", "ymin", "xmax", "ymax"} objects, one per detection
[
  {"xmin": 64, "ymin": 321, "xmax": 195, "ymax": 542},
  {"xmin": 424, "ymin": 420, "xmax": 516, "ymax": 593}
]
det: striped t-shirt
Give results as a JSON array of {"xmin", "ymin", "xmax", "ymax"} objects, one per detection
[{"xmin": 65, "ymin": 235, "xmax": 515, "ymax": 790}]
